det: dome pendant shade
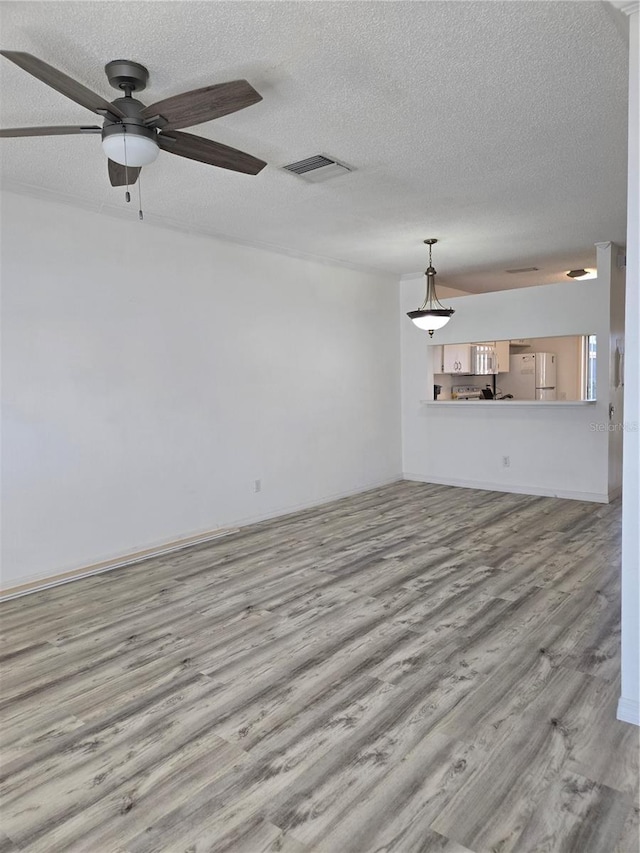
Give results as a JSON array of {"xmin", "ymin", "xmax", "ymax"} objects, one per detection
[
  {"xmin": 407, "ymin": 239, "xmax": 455, "ymax": 336},
  {"xmin": 407, "ymin": 309, "xmax": 454, "ymax": 332}
]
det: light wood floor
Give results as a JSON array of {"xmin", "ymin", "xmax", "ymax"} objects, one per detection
[{"xmin": 1, "ymin": 481, "xmax": 638, "ymax": 852}]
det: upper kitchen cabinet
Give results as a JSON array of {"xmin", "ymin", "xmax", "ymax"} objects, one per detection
[
  {"xmin": 431, "ymin": 345, "xmax": 445, "ymax": 373},
  {"xmin": 443, "ymin": 344, "xmax": 472, "ymax": 374},
  {"xmin": 495, "ymin": 341, "xmax": 510, "ymax": 372},
  {"xmin": 443, "ymin": 341, "xmax": 510, "ymax": 374}
]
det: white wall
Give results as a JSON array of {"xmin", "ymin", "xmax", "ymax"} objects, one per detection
[
  {"xmin": 0, "ymin": 190, "xmax": 402, "ymax": 587},
  {"xmin": 401, "ymin": 270, "xmax": 617, "ymax": 502}
]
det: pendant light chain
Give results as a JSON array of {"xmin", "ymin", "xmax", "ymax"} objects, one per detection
[{"xmin": 422, "ymin": 240, "xmax": 438, "ymax": 310}]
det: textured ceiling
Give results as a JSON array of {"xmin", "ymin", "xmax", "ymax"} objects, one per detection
[{"xmin": 0, "ymin": 1, "xmax": 629, "ymax": 292}]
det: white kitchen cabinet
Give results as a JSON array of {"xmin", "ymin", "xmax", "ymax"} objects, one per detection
[
  {"xmin": 443, "ymin": 344, "xmax": 472, "ymax": 374},
  {"xmin": 441, "ymin": 341, "xmax": 511, "ymax": 374},
  {"xmin": 495, "ymin": 340, "xmax": 510, "ymax": 372},
  {"xmin": 431, "ymin": 345, "xmax": 445, "ymax": 373}
]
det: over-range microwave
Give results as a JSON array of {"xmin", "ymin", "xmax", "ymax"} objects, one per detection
[{"xmin": 470, "ymin": 344, "xmax": 497, "ymax": 375}]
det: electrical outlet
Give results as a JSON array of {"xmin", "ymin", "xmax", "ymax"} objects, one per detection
[
  {"xmin": 502, "ymin": 455, "xmax": 511, "ymax": 468},
  {"xmin": 254, "ymin": 479, "xmax": 262, "ymax": 493}
]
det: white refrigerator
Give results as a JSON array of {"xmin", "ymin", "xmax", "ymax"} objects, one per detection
[{"xmin": 499, "ymin": 353, "xmax": 557, "ymax": 400}]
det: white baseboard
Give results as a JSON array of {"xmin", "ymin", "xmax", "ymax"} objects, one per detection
[
  {"xmin": 617, "ymin": 697, "xmax": 640, "ymax": 726},
  {"xmin": 0, "ymin": 474, "xmax": 404, "ymax": 602},
  {"xmin": 403, "ymin": 472, "xmax": 610, "ymax": 503},
  {"xmin": 0, "ymin": 527, "xmax": 237, "ymax": 602}
]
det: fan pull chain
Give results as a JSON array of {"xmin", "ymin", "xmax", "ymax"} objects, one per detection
[
  {"xmin": 123, "ymin": 132, "xmax": 131, "ymax": 203},
  {"xmin": 138, "ymin": 171, "xmax": 144, "ymax": 221}
]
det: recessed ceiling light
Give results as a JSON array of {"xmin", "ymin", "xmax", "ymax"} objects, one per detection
[{"xmin": 567, "ymin": 268, "xmax": 597, "ymax": 279}]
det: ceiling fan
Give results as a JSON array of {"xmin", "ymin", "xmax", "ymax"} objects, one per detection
[{"xmin": 0, "ymin": 52, "xmax": 267, "ymax": 188}]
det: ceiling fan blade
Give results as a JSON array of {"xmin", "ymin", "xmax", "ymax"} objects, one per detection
[
  {"xmin": 0, "ymin": 51, "xmax": 124, "ymax": 119},
  {"xmin": 0, "ymin": 125, "xmax": 101, "ymax": 137},
  {"xmin": 108, "ymin": 160, "xmax": 141, "ymax": 187},
  {"xmin": 158, "ymin": 130, "xmax": 266, "ymax": 175},
  {"xmin": 142, "ymin": 80, "xmax": 262, "ymax": 130}
]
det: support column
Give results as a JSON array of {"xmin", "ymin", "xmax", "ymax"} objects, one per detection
[{"xmin": 612, "ymin": 1, "xmax": 640, "ymax": 726}]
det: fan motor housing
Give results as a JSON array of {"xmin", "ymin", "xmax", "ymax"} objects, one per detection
[
  {"xmin": 101, "ymin": 96, "xmax": 157, "ymax": 143},
  {"xmin": 102, "ymin": 122, "xmax": 157, "ymax": 143},
  {"xmin": 102, "ymin": 96, "xmax": 149, "ymax": 131},
  {"xmin": 105, "ymin": 60, "xmax": 149, "ymax": 93}
]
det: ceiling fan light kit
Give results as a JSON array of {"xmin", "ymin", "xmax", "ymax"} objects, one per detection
[
  {"xmin": 102, "ymin": 123, "xmax": 159, "ymax": 167},
  {"xmin": 407, "ymin": 238, "xmax": 455, "ymax": 336},
  {"xmin": 0, "ymin": 51, "xmax": 267, "ymax": 199}
]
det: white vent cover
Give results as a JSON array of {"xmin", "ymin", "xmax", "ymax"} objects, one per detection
[{"xmin": 283, "ymin": 155, "xmax": 352, "ymax": 182}]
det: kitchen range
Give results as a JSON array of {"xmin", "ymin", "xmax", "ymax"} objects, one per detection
[{"xmin": 451, "ymin": 385, "xmax": 514, "ymax": 400}]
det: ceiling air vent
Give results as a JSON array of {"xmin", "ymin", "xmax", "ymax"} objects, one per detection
[
  {"xmin": 505, "ymin": 267, "xmax": 539, "ymax": 274},
  {"xmin": 283, "ymin": 155, "xmax": 352, "ymax": 182}
]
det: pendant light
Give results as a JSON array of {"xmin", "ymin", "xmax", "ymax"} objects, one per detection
[{"xmin": 407, "ymin": 239, "xmax": 455, "ymax": 336}]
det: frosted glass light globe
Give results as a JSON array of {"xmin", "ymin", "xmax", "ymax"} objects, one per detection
[
  {"xmin": 409, "ymin": 312, "xmax": 452, "ymax": 332},
  {"xmin": 102, "ymin": 132, "xmax": 159, "ymax": 167}
]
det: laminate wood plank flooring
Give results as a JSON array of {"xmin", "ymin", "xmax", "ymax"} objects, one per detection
[{"xmin": 1, "ymin": 481, "xmax": 637, "ymax": 852}]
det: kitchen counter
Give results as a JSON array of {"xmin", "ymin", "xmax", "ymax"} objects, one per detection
[{"xmin": 422, "ymin": 400, "xmax": 597, "ymax": 407}]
